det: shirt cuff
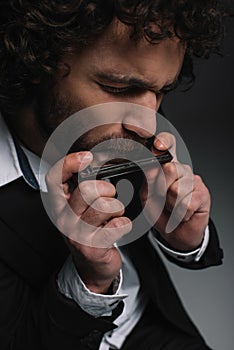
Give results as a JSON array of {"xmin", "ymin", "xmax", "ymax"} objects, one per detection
[
  {"xmin": 57, "ymin": 255, "xmax": 128, "ymax": 318},
  {"xmin": 148, "ymin": 225, "xmax": 210, "ymax": 263}
]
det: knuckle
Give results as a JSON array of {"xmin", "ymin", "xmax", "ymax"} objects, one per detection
[
  {"xmin": 184, "ymin": 164, "xmax": 192, "ymax": 174},
  {"xmin": 79, "ymin": 180, "xmax": 95, "ymax": 195},
  {"xmin": 163, "ymin": 162, "xmax": 176, "ymax": 176},
  {"xmin": 109, "ymin": 217, "xmax": 121, "ymax": 228},
  {"xmin": 79, "ymin": 180, "xmax": 115, "ymax": 199},
  {"xmin": 96, "ymin": 180, "xmax": 116, "ymax": 196},
  {"xmin": 113, "ymin": 199, "xmax": 125, "ymax": 213},
  {"xmin": 62, "ymin": 156, "xmax": 70, "ymax": 170},
  {"xmin": 110, "ymin": 216, "xmax": 131, "ymax": 229},
  {"xmin": 96, "ymin": 197, "xmax": 110, "ymax": 212},
  {"xmin": 186, "ymin": 202, "xmax": 195, "ymax": 214},
  {"xmin": 97, "ymin": 197, "xmax": 124, "ymax": 214},
  {"xmin": 200, "ymin": 188, "xmax": 210, "ymax": 204},
  {"xmin": 162, "ymin": 162, "xmax": 171, "ymax": 173},
  {"xmin": 194, "ymin": 174, "xmax": 202, "ymax": 183},
  {"xmin": 120, "ymin": 216, "xmax": 131, "ymax": 228},
  {"xmin": 170, "ymin": 182, "xmax": 179, "ymax": 196},
  {"xmin": 194, "ymin": 176, "xmax": 210, "ymax": 196}
]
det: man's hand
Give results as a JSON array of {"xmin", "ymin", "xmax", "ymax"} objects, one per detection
[
  {"xmin": 140, "ymin": 133, "xmax": 211, "ymax": 252},
  {"xmin": 46, "ymin": 152, "xmax": 132, "ymax": 294}
]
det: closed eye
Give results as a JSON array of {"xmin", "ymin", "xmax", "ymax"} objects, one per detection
[
  {"xmin": 97, "ymin": 80, "xmax": 179, "ymax": 97},
  {"xmin": 98, "ymin": 83, "xmax": 132, "ymax": 94}
]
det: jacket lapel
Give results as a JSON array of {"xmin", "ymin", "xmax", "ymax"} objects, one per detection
[
  {"xmin": 0, "ymin": 178, "xmax": 69, "ymax": 288},
  {"xmin": 128, "ymin": 236, "xmax": 201, "ymax": 338}
]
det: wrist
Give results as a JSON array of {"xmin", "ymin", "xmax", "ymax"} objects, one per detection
[
  {"xmin": 73, "ymin": 258, "xmax": 120, "ymax": 294},
  {"xmin": 83, "ymin": 279, "xmax": 115, "ymax": 294},
  {"xmin": 70, "ymin": 247, "xmax": 122, "ymax": 294},
  {"xmin": 152, "ymin": 227, "xmax": 204, "ymax": 252},
  {"xmin": 57, "ymin": 255, "xmax": 127, "ymax": 317}
]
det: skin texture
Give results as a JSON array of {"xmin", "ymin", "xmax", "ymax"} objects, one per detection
[{"xmin": 14, "ymin": 21, "xmax": 210, "ymax": 293}]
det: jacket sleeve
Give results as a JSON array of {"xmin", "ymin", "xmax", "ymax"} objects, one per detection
[
  {"xmin": 0, "ymin": 258, "xmax": 123, "ymax": 350},
  {"xmin": 156, "ymin": 218, "xmax": 224, "ymax": 269},
  {"xmin": 157, "ymin": 219, "xmax": 223, "ymax": 270},
  {"xmin": 0, "ymin": 180, "xmax": 124, "ymax": 349}
]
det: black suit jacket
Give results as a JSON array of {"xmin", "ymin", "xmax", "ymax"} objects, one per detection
[{"xmin": 0, "ymin": 178, "xmax": 223, "ymax": 350}]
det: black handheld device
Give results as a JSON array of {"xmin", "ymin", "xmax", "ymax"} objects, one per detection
[{"xmin": 79, "ymin": 149, "xmax": 172, "ymax": 181}]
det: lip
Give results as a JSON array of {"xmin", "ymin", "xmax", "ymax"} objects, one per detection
[
  {"xmin": 91, "ymin": 151, "xmax": 129, "ymax": 167},
  {"xmin": 89, "ymin": 137, "xmax": 147, "ymax": 163}
]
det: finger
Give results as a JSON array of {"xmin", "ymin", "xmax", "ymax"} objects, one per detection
[
  {"xmin": 162, "ymin": 175, "xmax": 210, "ymax": 234},
  {"xmin": 182, "ymin": 175, "xmax": 210, "ymax": 220},
  {"xmin": 165, "ymin": 175, "xmax": 194, "ymax": 213},
  {"xmin": 153, "ymin": 132, "xmax": 177, "ymax": 161},
  {"xmin": 80, "ymin": 197, "xmax": 125, "ymax": 226},
  {"xmin": 167, "ymin": 174, "xmax": 210, "ymax": 220},
  {"xmin": 141, "ymin": 162, "xmax": 182, "ymax": 202},
  {"xmin": 95, "ymin": 216, "xmax": 132, "ymax": 248},
  {"xmin": 46, "ymin": 151, "xmax": 93, "ymax": 188},
  {"xmin": 45, "ymin": 152, "xmax": 93, "ymax": 217},
  {"xmin": 140, "ymin": 166, "xmax": 161, "ymax": 204},
  {"xmin": 166, "ymin": 187, "xmax": 194, "ymax": 223},
  {"xmin": 165, "ymin": 189, "xmax": 209, "ymax": 228},
  {"xmin": 156, "ymin": 162, "xmax": 193, "ymax": 197},
  {"xmin": 67, "ymin": 216, "xmax": 132, "ymax": 248},
  {"xmin": 70, "ymin": 180, "xmax": 116, "ymax": 213}
]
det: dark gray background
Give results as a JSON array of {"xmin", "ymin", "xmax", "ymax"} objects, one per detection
[{"xmin": 160, "ymin": 17, "xmax": 234, "ymax": 350}]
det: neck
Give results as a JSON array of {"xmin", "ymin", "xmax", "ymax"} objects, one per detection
[{"xmin": 5, "ymin": 106, "xmax": 47, "ymax": 157}]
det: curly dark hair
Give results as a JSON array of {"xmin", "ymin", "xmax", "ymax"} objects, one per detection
[{"xmin": 0, "ymin": 0, "xmax": 231, "ymax": 118}]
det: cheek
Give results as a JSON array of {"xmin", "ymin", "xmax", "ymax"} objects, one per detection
[
  {"xmin": 61, "ymin": 77, "xmax": 107, "ymax": 108},
  {"xmin": 64, "ymin": 73, "xmax": 132, "ymax": 110}
]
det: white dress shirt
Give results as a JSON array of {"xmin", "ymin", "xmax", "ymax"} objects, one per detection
[{"xmin": 0, "ymin": 113, "xmax": 209, "ymax": 349}]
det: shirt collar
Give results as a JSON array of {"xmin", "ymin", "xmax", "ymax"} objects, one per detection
[{"xmin": 0, "ymin": 113, "xmax": 49, "ymax": 191}]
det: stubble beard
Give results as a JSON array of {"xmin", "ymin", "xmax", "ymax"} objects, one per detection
[{"xmin": 34, "ymin": 83, "xmax": 149, "ymax": 158}]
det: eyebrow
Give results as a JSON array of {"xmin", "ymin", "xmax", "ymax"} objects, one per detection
[{"xmin": 95, "ymin": 72, "xmax": 179, "ymax": 92}]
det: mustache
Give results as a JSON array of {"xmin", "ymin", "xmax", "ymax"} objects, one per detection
[
  {"xmin": 70, "ymin": 132, "xmax": 155, "ymax": 156},
  {"xmin": 92, "ymin": 136, "xmax": 145, "ymax": 153}
]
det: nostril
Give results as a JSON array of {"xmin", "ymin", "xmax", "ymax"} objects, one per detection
[{"xmin": 122, "ymin": 122, "xmax": 155, "ymax": 139}]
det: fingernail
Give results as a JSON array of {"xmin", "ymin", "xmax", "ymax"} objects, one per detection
[
  {"xmin": 155, "ymin": 138, "xmax": 166, "ymax": 149},
  {"xmin": 77, "ymin": 152, "xmax": 92, "ymax": 162}
]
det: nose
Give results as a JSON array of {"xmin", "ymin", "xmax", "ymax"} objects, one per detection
[
  {"xmin": 122, "ymin": 90, "xmax": 158, "ymax": 138},
  {"xmin": 135, "ymin": 89, "xmax": 158, "ymax": 111}
]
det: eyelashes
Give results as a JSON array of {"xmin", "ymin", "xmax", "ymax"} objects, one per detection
[
  {"xmin": 97, "ymin": 81, "xmax": 179, "ymax": 96},
  {"xmin": 100, "ymin": 84, "xmax": 131, "ymax": 94},
  {"xmin": 98, "ymin": 83, "xmax": 162, "ymax": 97}
]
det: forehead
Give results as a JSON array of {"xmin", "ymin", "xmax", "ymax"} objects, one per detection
[
  {"xmin": 85, "ymin": 20, "xmax": 185, "ymax": 85},
  {"xmin": 94, "ymin": 21, "xmax": 185, "ymax": 79}
]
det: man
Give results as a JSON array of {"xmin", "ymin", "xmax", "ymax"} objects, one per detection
[{"xmin": 0, "ymin": 1, "xmax": 228, "ymax": 349}]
